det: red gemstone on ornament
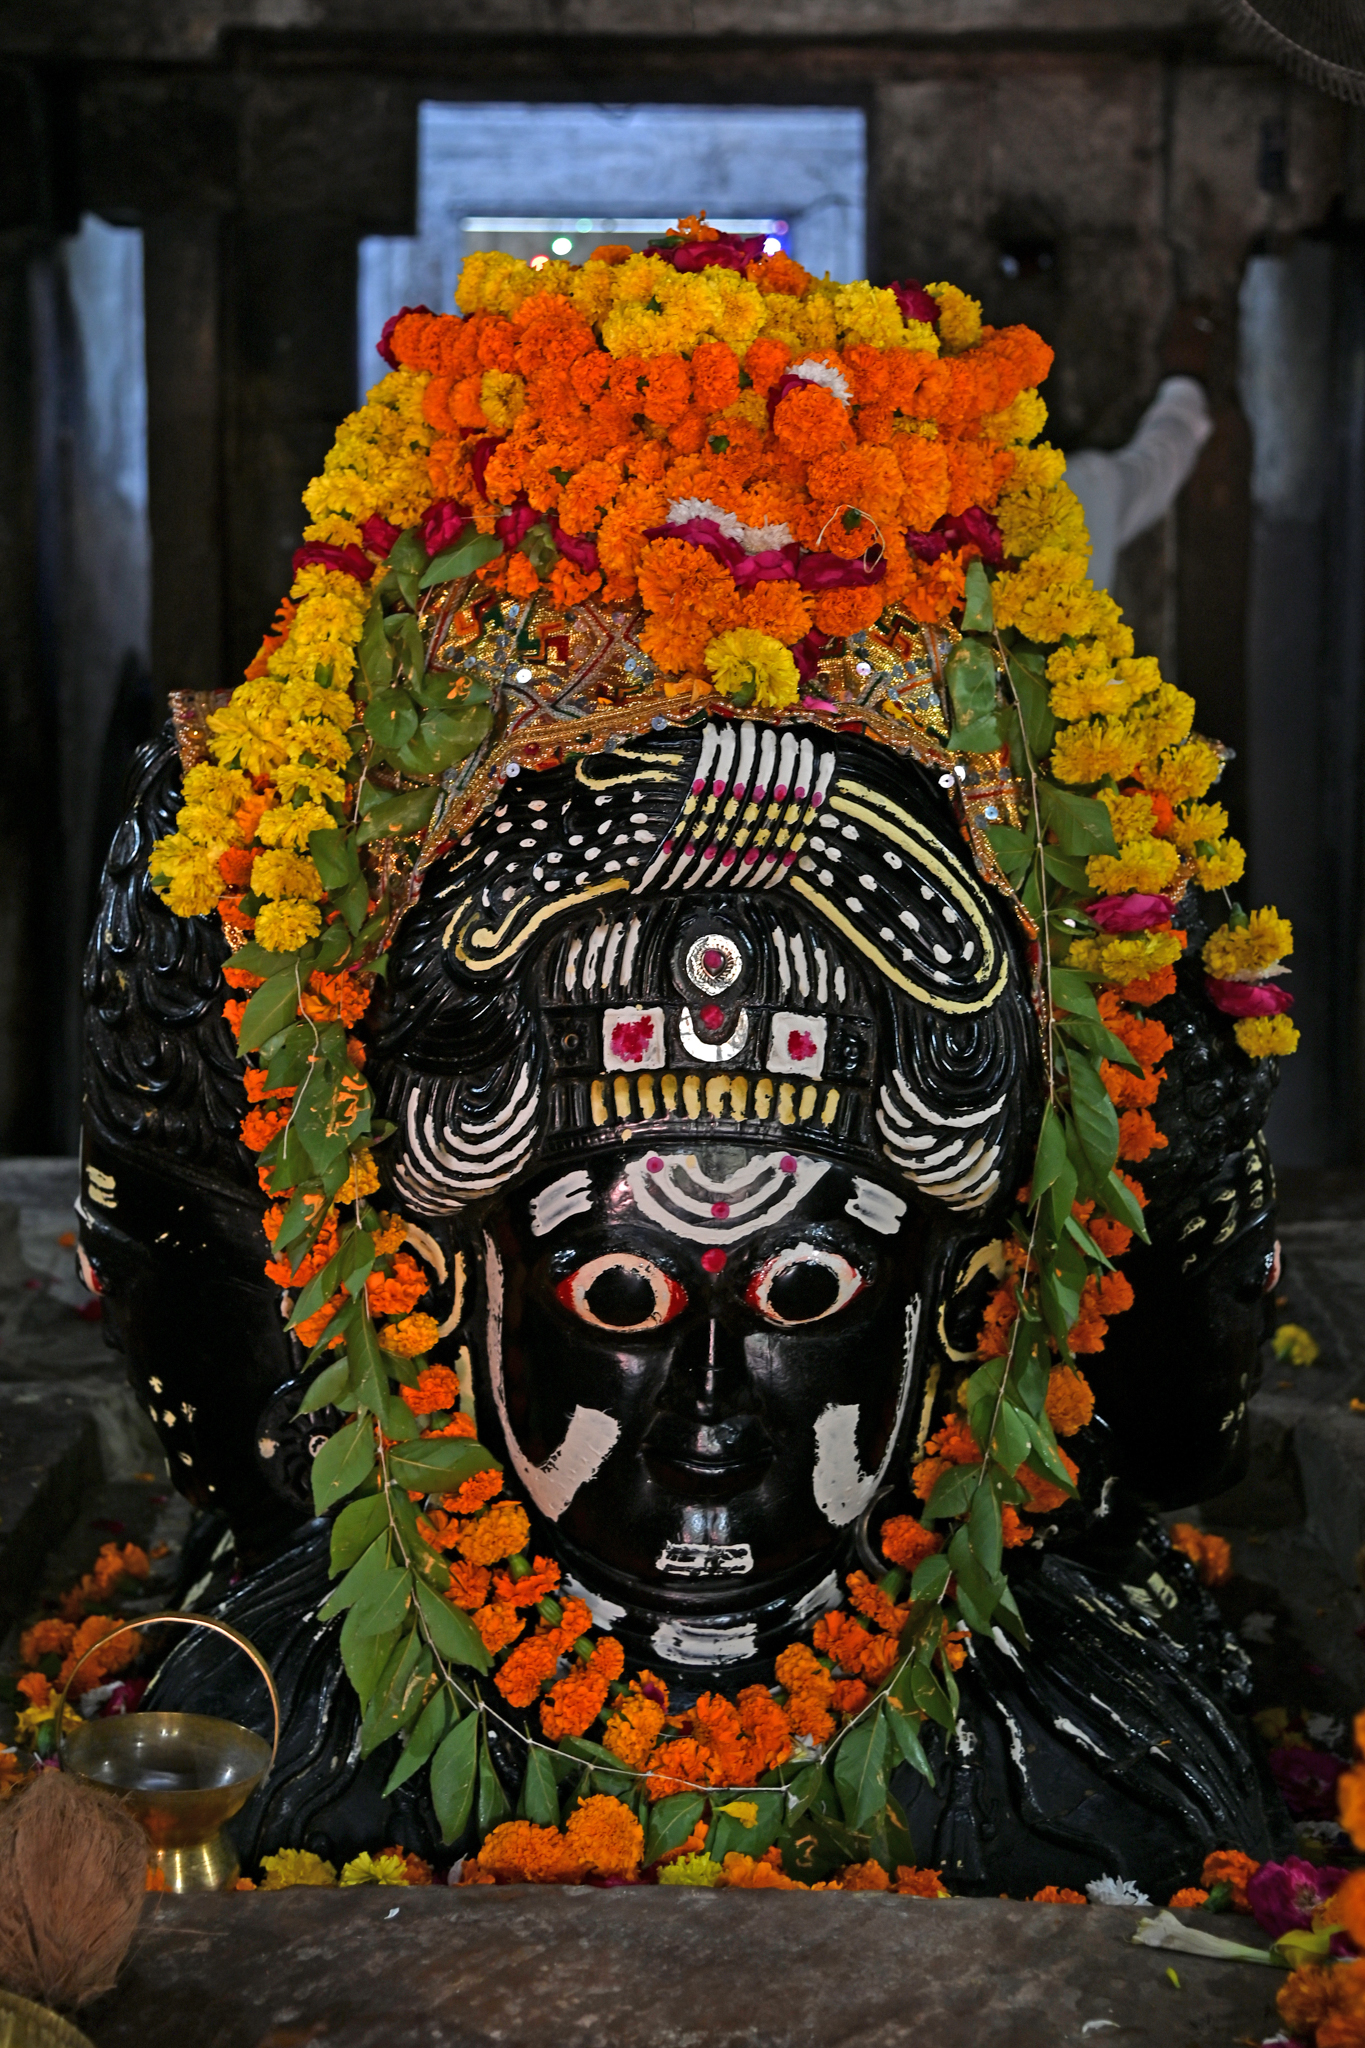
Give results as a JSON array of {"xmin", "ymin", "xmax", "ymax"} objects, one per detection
[
  {"xmin": 700, "ymin": 1004, "xmax": 725, "ymax": 1031},
  {"xmin": 703, "ymin": 948, "xmax": 724, "ymax": 973},
  {"xmin": 701, "ymin": 1248, "xmax": 727, "ymax": 1273}
]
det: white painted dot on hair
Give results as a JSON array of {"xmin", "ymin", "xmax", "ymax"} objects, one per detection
[
  {"xmin": 933, "ymin": 944, "xmax": 951, "ymax": 963},
  {"xmin": 627, "ymin": 856, "xmax": 640, "ymax": 866},
  {"xmin": 576, "ymin": 872, "xmax": 589, "ymax": 884},
  {"xmin": 944, "ymin": 907, "xmax": 958, "ymax": 923},
  {"xmin": 880, "ymin": 925, "xmax": 894, "ymax": 940},
  {"xmin": 933, "ymin": 971, "xmax": 950, "ymax": 984},
  {"xmin": 529, "ymin": 800, "xmax": 546, "ymax": 812},
  {"xmin": 547, "ymin": 851, "xmax": 563, "ymax": 865},
  {"xmin": 533, "ymin": 866, "xmax": 544, "ymax": 880},
  {"xmin": 859, "ymin": 873, "xmax": 877, "ymax": 890},
  {"xmin": 585, "ymin": 846, "xmax": 600, "ymax": 859},
  {"xmin": 819, "ymin": 869, "xmax": 834, "ymax": 885},
  {"xmin": 963, "ymin": 940, "xmax": 975, "ymax": 957},
  {"xmin": 921, "ymin": 885, "xmax": 934, "ymax": 901},
  {"xmin": 847, "ymin": 896, "xmax": 863, "ymax": 913},
  {"xmin": 497, "ymin": 822, "xmax": 512, "ymax": 834},
  {"xmin": 520, "ymin": 838, "xmax": 536, "ymax": 849},
  {"xmin": 799, "ymin": 857, "xmax": 815, "ymax": 872},
  {"xmin": 533, "ymin": 818, "xmax": 547, "ymax": 830},
  {"xmin": 884, "ymin": 851, "xmax": 902, "ymax": 870},
  {"xmin": 605, "ymin": 861, "xmax": 622, "ymax": 871},
  {"xmin": 841, "ymin": 825, "xmax": 858, "ymax": 840},
  {"xmin": 631, "ymin": 813, "xmax": 649, "ymax": 824},
  {"xmin": 569, "ymin": 835, "xmax": 584, "ymax": 847},
  {"xmin": 899, "ymin": 910, "xmax": 920, "ymax": 931},
  {"xmin": 495, "ymin": 806, "xmax": 508, "ymax": 817},
  {"xmin": 546, "ymin": 880, "xmax": 561, "ymax": 891},
  {"xmin": 614, "ymin": 834, "xmax": 630, "ymax": 846}
]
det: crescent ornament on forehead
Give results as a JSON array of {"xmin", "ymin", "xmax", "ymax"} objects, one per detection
[{"xmin": 625, "ymin": 1150, "xmax": 830, "ymax": 1246}]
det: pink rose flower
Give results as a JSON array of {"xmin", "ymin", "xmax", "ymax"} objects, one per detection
[
  {"xmin": 420, "ymin": 499, "xmax": 471, "ymax": 555},
  {"xmin": 1086, "ymin": 894, "xmax": 1175, "ymax": 933},
  {"xmin": 651, "ymin": 230, "xmax": 766, "ymax": 273},
  {"xmin": 1247, "ymin": 1853, "xmax": 1348, "ymax": 1938},
  {"xmin": 792, "ymin": 628, "xmax": 833, "ymax": 681},
  {"xmin": 361, "ymin": 513, "xmax": 403, "ymax": 559},
  {"xmin": 495, "ymin": 500, "xmax": 541, "ymax": 549},
  {"xmin": 797, "ymin": 550, "xmax": 886, "ymax": 591},
  {"xmin": 1205, "ymin": 977, "xmax": 1294, "ymax": 1018},
  {"xmin": 1265, "ymin": 1745, "xmax": 1344, "ymax": 1819},
  {"xmin": 291, "ymin": 542, "xmax": 373, "ymax": 584},
  {"xmin": 906, "ymin": 506, "xmax": 1005, "ymax": 568},
  {"xmin": 548, "ymin": 521, "xmax": 600, "ymax": 573},
  {"xmin": 890, "ymin": 278, "xmax": 939, "ymax": 326},
  {"xmin": 468, "ymin": 436, "xmax": 505, "ymax": 500}
]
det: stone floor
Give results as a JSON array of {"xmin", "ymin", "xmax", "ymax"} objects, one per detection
[{"xmin": 91, "ymin": 1890, "xmax": 1284, "ymax": 2048}]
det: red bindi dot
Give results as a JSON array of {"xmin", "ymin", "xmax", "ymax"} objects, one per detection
[
  {"xmin": 701, "ymin": 1248, "xmax": 727, "ymax": 1274},
  {"xmin": 646, "ymin": 1155, "xmax": 664, "ymax": 1173},
  {"xmin": 779, "ymin": 1155, "xmax": 798, "ymax": 1174},
  {"xmin": 710, "ymin": 1201, "xmax": 730, "ymax": 1219}
]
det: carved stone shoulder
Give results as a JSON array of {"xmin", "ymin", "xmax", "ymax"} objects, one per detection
[{"xmin": 82, "ymin": 728, "xmax": 250, "ymax": 1182}]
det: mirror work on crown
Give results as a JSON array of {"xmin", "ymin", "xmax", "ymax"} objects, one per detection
[{"xmin": 80, "ymin": 221, "xmax": 1298, "ymax": 1898}]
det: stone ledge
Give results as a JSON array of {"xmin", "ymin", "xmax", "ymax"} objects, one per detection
[
  {"xmin": 93, "ymin": 1890, "xmax": 1280, "ymax": 2048},
  {"xmin": 0, "ymin": 1390, "xmax": 101, "ymax": 1635}
]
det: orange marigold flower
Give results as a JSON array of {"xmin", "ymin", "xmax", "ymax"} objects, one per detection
[
  {"xmin": 1167, "ymin": 1887, "xmax": 1209, "ymax": 1909},
  {"xmin": 19, "ymin": 1618, "xmax": 75, "ymax": 1665},
  {"xmin": 720, "ymin": 1851, "xmax": 807, "ymax": 1890},
  {"xmin": 242, "ymin": 1066, "xmax": 292, "ymax": 1105},
  {"xmin": 1115, "ymin": 964, "xmax": 1177, "ymax": 1006},
  {"xmin": 495, "ymin": 1556, "xmax": 561, "ymax": 1608},
  {"xmin": 589, "ymin": 1636, "xmax": 625, "ymax": 1684},
  {"xmin": 1045, "ymin": 1366, "xmax": 1095, "ymax": 1438},
  {"xmin": 813, "ymin": 1607, "xmax": 873, "ymax": 1675},
  {"xmin": 811, "ymin": 582, "xmax": 887, "ymax": 639},
  {"xmin": 475, "ymin": 1818, "xmax": 576, "ymax": 1885},
  {"xmin": 300, "ymin": 971, "xmax": 371, "ymax": 1029},
  {"xmin": 293, "ymin": 1296, "xmax": 343, "ymax": 1351},
  {"xmin": 1117, "ymin": 1109, "xmax": 1168, "ymax": 1163},
  {"xmin": 221, "ymin": 965, "xmax": 264, "ymax": 992},
  {"xmin": 16, "ymin": 1671, "xmax": 51, "ymax": 1708},
  {"xmin": 446, "ymin": 1560, "xmax": 491, "ymax": 1611},
  {"xmin": 366, "ymin": 1253, "xmax": 429, "ymax": 1320},
  {"xmin": 838, "ymin": 1859, "xmax": 891, "ymax": 1892},
  {"xmin": 940, "ymin": 1625, "xmax": 969, "ymax": 1673},
  {"xmin": 646, "ymin": 1736, "xmax": 711, "ymax": 1801},
  {"xmin": 1330, "ymin": 1870, "xmax": 1365, "ymax": 1950},
  {"xmin": 896, "ymin": 1866, "xmax": 952, "ymax": 1898},
  {"xmin": 472, "ymin": 1600, "xmax": 524, "ymax": 1656},
  {"xmin": 879, "ymin": 1514, "xmax": 943, "ymax": 1572},
  {"xmin": 457, "ymin": 1501, "xmax": 530, "ymax": 1566},
  {"xmin": 378, "ymin": 1312, "xmax": 441, "ymax": 1358},
  {"xmin": 737, "ymin": 1684, "xmax": 794, "ymax": 1774},
  {"xmin": 1340, "ymin": 1761, "xmax": 1365, "ymax": 1849},
  {"xmin": 57, "ymin": 1614, "xmax": 142, "ymax": 1690},
  {"xmin": 831, "ymin": 1678, "xmax": 871, "ymax": 1715},
  {"xmin": 540, "ymin": 1666, "xmax": 611, "ymax": 1742},
  {"xmin": 241, "ymin": 1105, "xmax": 289, "ymax": 1152},
  {"xmin": 604, "ymin": 1693, "xmax": 667, "ymax": 1771},
  {"xmin": 553, "ymin": 1597, "xmax": 594, "ymax": 1651},
  {"xmin": 1168, "ymin": 1522, "xmax": 1233, "ymax": 1588},
  {"xmin": 772, "ymin": 382, "xmax": 853, "ymax": 458},
  {"xmin": 425, "ymin": 1413, "xmax": 476, "ymax": 1441},
  {"xmin": 1032, "ymin": 1884, "xmax": 1087, "ymax": 1904},
  {"xmin": 847, "ymin": 1569, "xmax": 910, "ymax": 1636},
  {"xmin": 494, "ymin": 1631, "xmax": 561, "ymax": 1709},
  {"xmin": 1016, "ymin": 1449, "xmax": 1079, "ymax": 1516},
  {"xmin": 1001, "ymin": 1504, "xmax": 1034, "ymax": 1548},
  {"xmin": 399, "ymin": 1363, "xmax": 461, "ymax": 1416},
  {"xmin": 380, "ymin": 1845, "xmax": 434, "ymax": 1886},
  {"xmin": 217, "ymin": 846, "xmax": 255, "ymax": 889},
  {"xmin": 1200, "ymin": 1848, "xmax": 1260, "ymax": 1912},
  {"xmin": 1277, "ymin": 1959, "xmax": 1365, "ymax": 2043},
  {"xmin": 926, "ymin": 1413, "xmax": 981, "ymax": 1465},
  {"xmin": 565, "ymin": 1793, "xmax": 644, "ymax": 1880},
  {"xmin": 442, "ymin": 1468, "xmax": 503, "ymax": 1517},
  {"xmin": 1101, "ymin": 1059, "xmax": 1162, "ymax": 1111}
]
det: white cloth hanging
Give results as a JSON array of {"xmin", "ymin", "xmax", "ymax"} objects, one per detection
[{"xmin": 1064, "ymin": 375, "xmax": 1213, "ymax": 593}]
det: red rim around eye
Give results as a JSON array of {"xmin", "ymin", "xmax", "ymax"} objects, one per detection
[
  {"xmin": 745, "ymin": 1245, "xmax": 865, "ymax": 1326},
  {"xmin": 555, "ymin": 1254, "xmax": 688, "ymax": 1332}
]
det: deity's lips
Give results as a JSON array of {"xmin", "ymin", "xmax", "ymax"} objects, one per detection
[
  {"xmin": 641, "ymin": 1409, "xmax": 775, "ymax": 1498},
  {"xmin": 1205, "ymin": 976, "xmax": 1294, "ymax": 1017}
]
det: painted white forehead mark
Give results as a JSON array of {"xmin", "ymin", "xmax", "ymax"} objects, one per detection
[
  {"xmin": 845, "ymin": 1179, "xmax": 907, "ymax": 1238},
  {"xmin": 624, "ymin": 1149, "xmax": 830, "ymax": 1245},
  {"xmin": 531, "ymin": 1168, "xmax": 593, "ymax": 1238}
]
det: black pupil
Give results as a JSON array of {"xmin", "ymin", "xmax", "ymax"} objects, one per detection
[
  {"xmin": 767, "ymin": 1261, "xmax": 844, "ymax": 1323},
  {"xmin": 584, "ymin": 1265, "xmax": 660, "ymax": 1327}
]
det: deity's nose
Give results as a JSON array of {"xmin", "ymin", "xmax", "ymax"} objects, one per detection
[{"xmin": 667, "ymin": 1312, "xmax": 755, "ymax": 1422}]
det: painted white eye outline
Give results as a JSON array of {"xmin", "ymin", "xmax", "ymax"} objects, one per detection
[
  {"xmin": 745, "ymin": 1244, "xmax": 866, "ymax": 1327},
  {"xmin": 555, "ymin": 1253, "xmax": 688, "ymax": 1333}
]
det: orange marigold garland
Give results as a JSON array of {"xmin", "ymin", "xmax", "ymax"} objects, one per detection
[{"xmin": 139, "ymin": 217, "xmax": 1296, "ymax": 1891}]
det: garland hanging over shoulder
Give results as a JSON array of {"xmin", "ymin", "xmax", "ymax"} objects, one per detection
[{"xmin": 144, "ymin": 219, "xmax": 1296, "ymax": 1883}]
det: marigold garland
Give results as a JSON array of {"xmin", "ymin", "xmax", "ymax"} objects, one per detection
[{"xmin": 139, "ymin": 216, "xmax": 1297, "ymax": 1891}]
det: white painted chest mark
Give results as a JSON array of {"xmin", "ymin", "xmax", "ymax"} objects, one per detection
[{"xmin": 811, "ymin": 1296, "xmax": 920, "ymax": 1525}]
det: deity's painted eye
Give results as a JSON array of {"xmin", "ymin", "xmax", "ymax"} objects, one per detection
[
  {"xmin": 555, "ymin": 1254, "xmax": 688, "ymax": 1332},
  {"xmin": 745, "ymin": 1246, "xmax": 865, "ymax": 1326}
]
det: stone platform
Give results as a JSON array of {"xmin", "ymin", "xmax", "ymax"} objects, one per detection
[{"xmin": 91, "ymin": 1890, "xmax": 1281, "ymax": 2048}]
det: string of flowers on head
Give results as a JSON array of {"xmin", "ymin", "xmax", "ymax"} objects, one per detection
[{"xmin": 142, "ymin": 217, "xmax": 1295, "ymax": 1885}]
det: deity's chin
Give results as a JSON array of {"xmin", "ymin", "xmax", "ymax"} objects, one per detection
[{"xmin": 541, "ymin": 1511, "xmax": 850, "ymax": 1691}]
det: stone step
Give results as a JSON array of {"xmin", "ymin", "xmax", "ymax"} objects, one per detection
[
  {"xmin": 98, "ymin": 1889, "xmax": 1281, "ymax": 2048},
  {"xmin": 0, "ymin": 1387, "xmax": 101, "ymax": 1638}
]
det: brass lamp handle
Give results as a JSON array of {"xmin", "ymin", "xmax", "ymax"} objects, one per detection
[{"xmin": 55, "ymin": 1612, "xmax": 281, "ymax": 1775}]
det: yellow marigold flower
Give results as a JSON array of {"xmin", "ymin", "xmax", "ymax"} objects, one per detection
[
  {"xmin": 994, "ymin": 477, "xmax": 1088, "ymax": 561},
  {"xmin": 254, "ymin": 898, "xmax": 323, "ymax": 952},
  {"xmin": 1169, "ymin": 799, "xmax": 1228, "ymax": 855},
  {"xmin": 1085, "ymin": 835, "xmax": 1181, "ymax": 897},
  {"xmin": 991, "ymin": 550, "xmax": 1121, "ymax": 646},
  {"xmin": 339, "ymin": 1851, "xmax": 409, "ymax": 1887},
  {"xmin": 1125, "ymin": 681, "xmax": 1194, "ymax": 759},
  {"xmin": 1005, "ymin": 444, "xmax": 1067, "ymax": 492},
  {"xmin": 568, "ymin": 262, "xmax": 616, "ymax": 326},
  {"xmin": 832, "ymin": 280, "xmax": 912, "ymax": 351},
  {"xmin": 150, "ymin": 844, "xmax": 221, "ymax": 918},
  {"xmin": 759, "ymin": 289, "xmax": 837, "ymax": 355},
  {"xmin": 705, "ymin": 629, "xmax": 800, "ymax": 711},
  {"xmin": 181, "ymin": 763, "xmax": 253, "ymax": 811},
  {"xmin": 378, "ymin": 1312, "xmax": 441, "ymax": 1358},
  {"xmin": 659, "ymin": 1854, "xmax": 724, "ymax": 1888},
  {"xmin": 207, "ymin": 698, "xmax": 290, "ymax": 779},
  {"xmin": 259, "ymin": 1849, "xmax": 337, "ymax": 1889},
  {"xmin": 1145, "ymin": 738, "xmax": 1221, "ymax": 806},
  {"xmin": 1234, "ymin": 1014, "xmax": 1299, "ymax": 1058},
  {"xmin": 256, "ymin": 801, "xmax": 336, "ymax": 851},
  {"xmin": 275, "ymin": 762, "xmax": 348, "ymax": 807},
  {"xmin": 1098, "ymin": 787, "xmax": 1158, "ymax": 842},
  {"xmin": 1049, "ymin": 717, "xmax": 1144, "ymax": 787},
  {"xmin": 480, "ymin": 369, "xmax": 526, "ymax": 432},
  {"xmin": 1272, "ymin": 1322, "xmax": 1320, "ymax": 1367},
  {"xmin": 982, "ymin": 387, "xmax": 1048, "ymax": 445},
  {"xmin": 1048, "ymin": 672, "xmax": 1140, "ymax": 723},
  {"xmin": 1193, "ymin": 837, "xmax": 1245, "ymax": 889},
  {"xmin": 250, "ymin": 850, "xmax": 325, "ymax": 903},
  {"xmin": 704, "ymin": 266, "xmax": 769, "ymax": 352},
  {"xmin": 337, "ymin": 1147, "xmax": 381, "ymax": 1203},
  {"xmin": 1203, "ymin": 905, "xmax": 1293, "ymax": 979},
  {"xmin": 1067, "ymin": 929, "xmax": 1184, "ymax": 982},
  {"xmin": 456, "ymin": 248, "xmax": 540, "ymax": 318},
  {"xmin": 1046, "ymin": 623, "xmax": 1135, "ymax": 688},
  {"xmin": 15, "ymin": 1702, "xmax": 81, "ymax": 1745},
  {"xmin": 282, "ymin": 718, "xmax": 352, "ymax": 768},
  {"xmin": 928, "ymin": 281, "xmax": 982, "ymax": 352}
]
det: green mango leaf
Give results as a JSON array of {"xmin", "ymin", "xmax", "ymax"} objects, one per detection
[
  {"xmin": 1103, "ymin": 1167, "xmax": 1150, "ymax": 1242},
  {"xmin": 383, "ymin": 1684, "xmax": 458, "ymax": 1797},
  {"xmin": 354, "ymin": 787, "xmax": 439, "ymax": 846},
  {"xmin": 389, "ymin": 527, "xmax": 429, "ymax": 576},
  {"xmin": 518, "ymin": 1745, "xmax": 562, "ymax": 1826},
  {"xmin": 359, "ymin": 603, "xmax": 394, "ymax": 688},
  {"xmin": 707, "ymin": 1789, "xmax": 784, "ymax": 1864},
  {"xmin": 329, "ymin": 1491, "xmax": 390, "ymax": 1574},
  {"xmin": 778, "ymin": 1809, "xmax": 870, "ymax": 1884},
  {"xmin": 347, "ymin": 1565, "xmax": 414, "ymax": 1639},
  {"xmin": 430, "ymin": 1713, "xmax": 480, "ymax": 1843},
  {"xmin": 310, "ymin": 1413, "xmax": 376, "ymax": 1515},
  {"xmin": 907, "ymin": 1655, "xmax": 954, "ymax": 1730},
  {"xmin": 339, "ymin": 1607, "xmax": 397, "ymax": 1706},
  {"xmin": 297, "ymin": 1357, "xmax": 350, "ymax": 1414},
  {"xmin": 478, "ymin": 1729, "xmax": 513, "ymax": 1837},
  {"xmin": 359, "ymin": 1630, "xmax": 430, "ymax": 1756},
  {"xmin": 885, "ymin": 1702, "xmax": 935, "ymax": 1786},
  {"xmin": 388, "ymin": 1437, "xmax": 499, "ymax": 1493},
  {"xmin": 947, "ymin": 1526, "xmax": 999, "ymax": 1636},
  {"xmin": 397, "ymin": 704, "xmax": 492, "ymax": 778},
  {"xmin": 412, "ymin": 1577, "xmax": 492, "ymax": 1674},
  {"xmin": 1038, "ymin": 781, "xmax": 1118, "ymax": 856},
  {"xmin": 1068, "ymin": 1049, "xmax": 1121, "ymax": 1186},
  {"xmin": 229, "ymin": 938, "xmax": 316, "ymax": 982},
  {"xmin": 1041, "ymin": 844, "xmax": 1092, "ymax": 892},
  {"xmin": 961, "ymin": 558, "xmax": 994, "ymax": 633},
  {"xmin": 1048, "ymin": 967, "xmax": 1102, "ymax": 1017},
  {"xmin": 947, "ymin": 709, "xmax": 1006, "ymax": 755},
  {"xmin": 1005, "ymin": 646, "xmax": 1056, "ymax": 761},
  {"xmin": 945, "ymin": 636, "xmax": 998, "ymax": 719},
  {"xmin": 1044, "ymin": 1152, "xmax": 1079, "ymax": 1245},
  {"xmin": 418, "ymin": 532, "xmax": 504, "ymax": 589},
  {"xmin": 646, "ymin": 1791, "xmax": 706, "ymax": 1864},
  {"xmin": 832, "ymin": 1705, "xmax": 889, "ymax": 1831},
  {"xmin": 307, "ymin": 826, "xmax": 361, "ymax": 894},
  {"xmin": 967, "ymin": 1475, "xmax": 1003, "ymax": 1576},
  {"xmin": 910, "ymin": 1553, "xmax": 951, "ymax": 1604},
  {"xmin": 923, "ymin": 1460, "xmax": 979, "ymax": 1523},
  {"xmin": 317, "ymin": 1531, "xmax": 390, "ymax": 1622},
  {"xmin": 364, "ymin": 689, "xmax": 419, "ymax": 752},
  {"xmin": 1029, "ymin": 1103, "xmax": 1067, "ymax": 1201},
  {"xmin": 983, "ymin": 821, "xmax": 1035, "ymax": 884},
  {"xmin": 237, "ymin": 969, "xmax": 303, "ymax": 1053},
  {"xmin": 1057, "ymin": 1013, "xmax": 1142, "ymax": 1071}
]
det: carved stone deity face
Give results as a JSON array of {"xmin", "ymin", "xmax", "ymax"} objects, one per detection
[{"xmin": 476, "ymin": 1141, "xmax": 931, "ymax": 1663}]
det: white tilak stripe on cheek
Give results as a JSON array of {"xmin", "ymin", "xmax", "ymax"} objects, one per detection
[
  {"xmin": 483, "ymin": 1231, "xmax": 620, "ymax": 1521},
  {"xmin": 530, "ymin": 1169, "xmax": 593, "ymax": 1238},
  {"xmin": 845, "ymin": 1178, "xmax": 907, "ymax": 1237},
  {"xmin": 811, "ymin": 1295, "xmax": 920, "ymax": 1526}
]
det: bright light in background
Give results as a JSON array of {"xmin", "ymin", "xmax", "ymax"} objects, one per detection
[{"xmin": 357, "ymin": 101, "xmax": 866, "ymax": 399}]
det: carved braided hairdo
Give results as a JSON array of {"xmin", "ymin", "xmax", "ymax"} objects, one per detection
[{"xmin": 370, "ymin": 722, "xmax": 1041, "ymax": 1221}]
